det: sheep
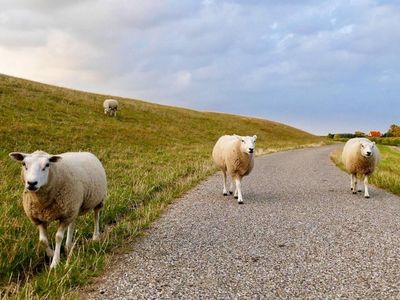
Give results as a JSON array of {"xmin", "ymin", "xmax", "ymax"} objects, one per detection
[
  {"xmin": 9, "ymin": 150, "xmax": 107, "ymax": 269},
  {"xmin": 341, "ymin": 137, "xmax": 380, "ymax": 198},
  {"xmin": 103, "ymin": 99, "xmax": 119, "ymax": 117},
  {"xmin": 212, "ymin": 134, "xmax": 257, "ymax": 204}
]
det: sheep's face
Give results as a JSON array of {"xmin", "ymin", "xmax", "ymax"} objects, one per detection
[
  {"xmin": 360, "ymin": 141, "xmax": 375, "ymax": 158},
  {"xmin": 9, "ymin": 152, "xmax": 62, "ymax": 192},
  {"xmin": 238, "ymin": 135, "xmax": 257, "ymax": 154}
]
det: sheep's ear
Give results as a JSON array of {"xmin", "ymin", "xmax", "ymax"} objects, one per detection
[
  {"xmin": 233, "ymin": 134, "xmax": 240, "ymax": 139},
  {"xmin": 9, "ymin": 152, "xmax": 27, "ymax": 161},
  {"xmin": 49, "ymin": 156, "xmax": 62, "ymax": 163},
  {"xmin": 253, "ymin": 135, "xmax": 257, "ymax": 140},
  {"xmin": 372, "ymin": 141, "xmax": 376, "ymax": 145}
]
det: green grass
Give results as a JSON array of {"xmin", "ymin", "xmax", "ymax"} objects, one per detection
[
  {"xmin": 0, "ymin": 74, "xmax": 326, "ymax": 299},
  {"xmin": 330, "ymin": 145, "xmax": 400, "ymax": 196},
  {"xmin": 369, "ymin": 137, "xmax": 400, "ymax": 146}
]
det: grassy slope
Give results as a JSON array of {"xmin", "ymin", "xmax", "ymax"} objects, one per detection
[
  {"xmin": 0, "ymin": 74, "xmax": 324, "ymax": 298},
  {"xmin": 330, "ymin": 145, "xmax": 400, "ymax": 196}
]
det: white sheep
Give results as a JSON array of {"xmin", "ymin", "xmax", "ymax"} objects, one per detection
[
  {"xmin": 103, "ymin": 99, "xmax": 119, "ymax": 117},
  {"xmin": 212, "ymin": 134, "xmax": 257, "ymax": 204},
  {"xmin": 9, "ymin": 150, "xmax": 107, "ymax": 269},
  {"xmin": 341, "ymin": 137, "xmax": 380, "ymax": 198}
]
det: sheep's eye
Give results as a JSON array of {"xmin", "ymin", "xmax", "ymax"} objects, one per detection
[
  {"xmin": 45, "ymin": 163, "xmax": 50, "ymax": 168},
  {"xmin": 22, "ymin": 162, "xmax": 25, "ymax": 166},
  {"xmin": 241, "ymin": 139, "xmax": 244, "ymax": 142}
]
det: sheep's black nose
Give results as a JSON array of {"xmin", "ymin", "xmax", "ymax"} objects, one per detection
[
  {"xmin": 249, "ymin": 148, "xmax": 254, "ymax": 153},
  {"xmin": 27, "ymin": 181, "xmax": 38, "ymax": 187},
  {"xmin": 366, "ymin": 151, "xmax": 371, "ymax": 156}
]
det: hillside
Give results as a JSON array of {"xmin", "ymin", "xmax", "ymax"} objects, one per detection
[{"xmin": 0, "ymin": 74, "xmax": 324, "ymax": 298}]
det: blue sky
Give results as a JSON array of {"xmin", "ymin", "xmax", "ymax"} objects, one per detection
[{"xmin": 0, "ymin": 0, "xmax": 398, "ymax": 134}]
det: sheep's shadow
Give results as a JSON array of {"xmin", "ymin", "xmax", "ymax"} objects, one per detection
[{"xmin": 237, "ymin": 191, "xmax": 280, "ymax": 205}]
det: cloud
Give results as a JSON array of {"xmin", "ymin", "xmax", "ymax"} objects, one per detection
[{"xmin": 0, "ymin": 0, "xmax": 399, "ymax": 134}]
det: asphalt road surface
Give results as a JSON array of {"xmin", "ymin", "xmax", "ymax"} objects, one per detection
[{"xmin": 86, "ymin": 145, "xmax": 400, "ymax": 299}]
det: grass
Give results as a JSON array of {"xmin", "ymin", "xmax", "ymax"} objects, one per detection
[
  {"xmin": 0, "ymin": 74, "xmax": 326, "ymax": 299},
  {"xmin": 330, "ymin": 145, "xmax": 400, "ymax": 197},
  {"xmin": 369, "ymin": 137, "xmax": 400, "ymax": 146}
]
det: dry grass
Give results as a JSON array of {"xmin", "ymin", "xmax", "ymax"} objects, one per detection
[{"xmin": 0, "ymin": 74, "xmax": 326, "ymax": 298}]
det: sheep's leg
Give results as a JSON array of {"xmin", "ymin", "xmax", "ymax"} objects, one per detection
[
  {"xmin": 235, "ymin": 177, "xmax": 244, "ymax": 204},
  {"xmin": 352, "ymin": 174, "xmax": 358, "ymax": 194},
  {"xmin": 38, "ymin": 223, "xmax": 54, "ymax": 257},
  {"xmin": 65, "ymin": 221, "xmax": 75, "ymax": 254},
  {"xmin": 50, "ymin": 223, "xmax": 67, "ymax": 269},
  {"xmin": 364, "ymin": 176, "xmax": 370, "ymax": 198},
  {"xmin": 222, "ymin": 171, "xmax": 228, "ymax": 196},
  {"xmin": 350, "ymin": 174, "xmax": 354, "ymax": 191},
  {"xmin": 229, "ymin": 181, "xmax": 234, "ymax": 195},
  {"xmin": 233, "ymin": 177, "xmax": 238, "ymax": 199},
  {"xmin": 93, "ymin": 207, "xmax": 102, "ymax": 240}
]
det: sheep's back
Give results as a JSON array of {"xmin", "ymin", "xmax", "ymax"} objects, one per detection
[
  {"xmin": 60, "ymin": 152, "xmax": 107, "ymax": 212},
  {"xmin": 103, "ymin": 99, "xmax": 118, "ymax": 109},
  {"xmin": 342, "ymin": 139, "xmax": 359, "ymax": 173},
  {"xmin": 212, "ymin": 135, "xmax": 237, "ymax": 170}
]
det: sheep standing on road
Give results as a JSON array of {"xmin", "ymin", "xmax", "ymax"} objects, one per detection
[
  {"xmin": 9, "ymin": 150, "xmax": 107, "ymax": 269},
  {"xmin": 212, "ymin": 134, "xmax": 257, "ymax": 204},
  {"xmin": 103, "ymin": 99, "xmax": 119, "ymax": 117},
  {"xmin": 341, "ymin": 138, "xmax": 380, "ymax": 198}
]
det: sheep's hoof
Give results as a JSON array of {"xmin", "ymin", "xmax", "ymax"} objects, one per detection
[
  {"xmin": 44, "ymin": 254, "xmax": 52, "ymax": 264},
  {"xmin": 365, "ymin": 195, "xmax": 370, "ymax": 199},
  {"xmin": 46, "ymin": 249, "xmax": 54, "ymax": 257},
  {"xmin": 238, "ymin": 201, "xmax": 244, "ymax": 205},
  {"xmin": 223, "ymin": 193, "xmax": 228, "ymax": 196},
  {"xmin": 234, "ymin": 196, "xmax": 238, "ymax": 199},
  {"xmin": 229, "ymin": 191, "xmax": 233, "ymax": 195}
]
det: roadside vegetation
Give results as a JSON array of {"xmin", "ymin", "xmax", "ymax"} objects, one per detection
[
  {"xmin": 327, "ymin": 125, "xmax": 400, "ymax": 146},
  {"xmin": 331, "ymin": 145, "xmax": 400, "ymax": 197},
  {"xmin": 0, "ymin": 74, "xmax": 326, "ymax": 299}
]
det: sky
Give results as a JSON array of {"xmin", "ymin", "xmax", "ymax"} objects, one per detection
[{"xmin": 0, "ymin": 0, "xmax": 399, "ymax": 135}]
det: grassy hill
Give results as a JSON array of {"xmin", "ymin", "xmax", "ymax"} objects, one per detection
[{"xmin": 0, "ymin": 74, "xmax": 325, "ymax": 298}]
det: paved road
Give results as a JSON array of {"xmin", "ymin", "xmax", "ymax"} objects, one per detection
[{"xmin": 86, "ymin": 145, "xmax": 400, "ymax": 299}]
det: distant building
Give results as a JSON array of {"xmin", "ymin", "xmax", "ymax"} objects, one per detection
[{"xmin": 369, "ymin": 131, "xmax": 381, "ymax": 137}]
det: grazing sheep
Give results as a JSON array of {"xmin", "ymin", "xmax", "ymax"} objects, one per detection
[
  {"xmin": 9, "ymin": 150, "xmax": 107, "ymax": 269},
  {"xmin": 341, "ymin": 138, "xmax": 380, "ymax": 198},
  {"xmin": 212, "ymin": 134, "xmax": 257, "ymax": 204},
  {"xmin": 103, "ymin": 99, "xmax": 118, "ymax": 117}
]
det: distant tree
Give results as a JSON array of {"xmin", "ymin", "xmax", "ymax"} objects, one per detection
[
  {"xmin": 327, "ymin": 133, "xmax": 334, "ymax": 139},
  {"xmin": 387, "ymin": 124, "xmax": 400, "ymax": 137},
  {"xmin": 354, "ymin": 131, "xmax": 365, "ymax": 137},
  {"xmin": 333, "ymin": 133, "xmax": 355, "ymax": 139}
]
